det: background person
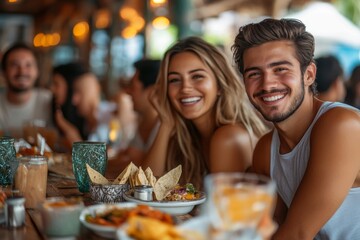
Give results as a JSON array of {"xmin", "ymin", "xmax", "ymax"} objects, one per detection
[
  {"xmin": 233, "ymin": 18, "xmax": 360, "ymax": 240},
  {"xmin": 314, "ymin": 55, "xmax": 346, "ymax": 102},
  {"xmin": 345, "ymin": 64, "xmax": 360, "ymax": 109},
  {"xmin": 55, "ymin": 70, "xmax": 122, "ymax": 156},
  {"xmin": 106, "ymin": 59, "xmax": 161, "ymax": 178},
  {"xmin": 50, "ymin": 62, "xmax": 87, "ymax": 152},
  {"xmin": 142, "ymin": 37, "xmax": 269, "ymax": 189},
  {"xmin": 0, "ymin": 43, "xmax": 52, "ymax": 138}
]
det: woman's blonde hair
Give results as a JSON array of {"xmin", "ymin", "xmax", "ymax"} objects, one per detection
[{"xmin": 156, "ymin": 36, "xmax": 268, "ymax": 188}]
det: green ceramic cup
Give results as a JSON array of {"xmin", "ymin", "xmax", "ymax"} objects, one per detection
[
  {"xmin": 0, "ymin": 137, "xmax": 18, "ymax": 186},
  {"xmin": 72, "ymin": 141, "xmax": 107, "ymax": 193}
]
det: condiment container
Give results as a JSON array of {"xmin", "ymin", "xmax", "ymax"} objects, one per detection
[
  {"xmin": 39, "ymin": 197, "xmax": 84, "ymax": 237},
  {"xmin": 5, "ymin": 196, "xmax": 25, "ymax": 228},
  {"xmin": 134, "ymin": 185, "xmax": 153, "ymax": 201},
  {"xmin": 14, "ymin": 156, "xmax": 48, "ymax": 209}
]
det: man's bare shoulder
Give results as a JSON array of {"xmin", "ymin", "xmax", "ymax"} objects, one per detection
[{"xmin": 313, "ymin": 106, "xmax": 360, "ymax": 136}]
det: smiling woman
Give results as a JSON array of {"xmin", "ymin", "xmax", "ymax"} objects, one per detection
[{"xmin": 141, "ymin": 36, "xmax": 269, "ymax": 190}]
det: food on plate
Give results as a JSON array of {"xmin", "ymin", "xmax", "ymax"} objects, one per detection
[
  {"xmin": 145, "ymin": 167, "xmax": 157, "ymax": 187},
  {"xmin": 85, "ymin": 204, "xmax": 173, "ymax": 227},
  {"xmin": 86, "ymin": 164, "xmax": 109, "ymax": 184},
  {"xmin": 44, "ymin": 198, "xmax": 82, "ymax": 208},
  {"xmin": 131, "ymin": 167, "xmax": 149, "ymax": 187},
  {"xmin": 164, "ymin": 183, "xmax": 202, "ymax": 201},
  {"xmin": 153, "ymin": 165, "xmax": 182, "ymax": 201},
  {"xmin": 127, "ymin": 215, "xmax": 184, "ymax": 240},
  {"xmin": 86, "ymin": 162, "xmax": 183, "ymax": 201},
  {"xmin": 113, "ymin": 162, "xmax": 138, "ymax": 184}
]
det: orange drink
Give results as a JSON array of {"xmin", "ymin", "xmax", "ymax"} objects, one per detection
[{"xmin": 205, "ymin": 173, "xmax": 276, "ymax": 239}]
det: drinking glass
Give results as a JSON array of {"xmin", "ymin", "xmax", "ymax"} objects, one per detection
[
  {"xmin": 72, "ymin": 141, "xmax": 107, "ymax": 193},
  {"xmin": 0, "ymin": 137, "xmax": 18, "ymax": 186},
  {"xmin": 14, "ymin": 156, "xmax": 48, "ymax": 209},
  {"xmin": 204, "ymin": 172, "xmax": 276, "ymax": 240}
]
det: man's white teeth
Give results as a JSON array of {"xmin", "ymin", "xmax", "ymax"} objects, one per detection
[
  {"xmin": 263, "ymin": 95, "xmax": 284, "ymax": 102},
  {"xmin": 181, "ymin": 97, "xmax": 201, "ymax": 103}
]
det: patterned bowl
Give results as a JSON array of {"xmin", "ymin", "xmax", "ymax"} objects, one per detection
[{"xmin": 89, "ymin": 183, "xmax": 130, "ymax": 203}]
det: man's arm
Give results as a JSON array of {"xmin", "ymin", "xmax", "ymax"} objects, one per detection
[
  {"xmin": 273, "ymin": 108, "xmax": 360, "ymax": 240},
  {"xmin": 251, "ymin": 131, "xmax": 287, "ymax": 237}
]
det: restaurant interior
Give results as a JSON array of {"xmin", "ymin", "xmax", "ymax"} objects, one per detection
[
  {"xmin": 2, "ymin": 0, "xmax": 353, "ymax": 98},
  {"xmin": 0, "ymin": 0, "xmax": 360, "ymax": 239}
]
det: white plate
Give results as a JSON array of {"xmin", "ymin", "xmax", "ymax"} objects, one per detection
[
  {"xmin": 178, "ymin": 215, "xmax": 276, "ymax": 240},
  {"xmin": 123, "ymin": 190, "xmax": 206, "ymax": 215},
  {"xmin": 177, "ymin": 215, "xmax": 209, "ymax": 239},
  {"xmin": 79, "ymin": 202, "xmax": 137, "ymax": 239}
]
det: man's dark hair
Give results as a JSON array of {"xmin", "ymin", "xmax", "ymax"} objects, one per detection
[
  {"xmin": 315, "ymin": 55, "xmax": 343, "ymax": 93},
  {"xmin": 134, "ymin": 59, "xmax": 161, "ymax": 88},
  {"xmin": 232, "ymin": 18, "xmax": 316, "ymax": 93},
  {"xmin": 1, "ymin": 42, "xmax": 37, "ymax": 71}
]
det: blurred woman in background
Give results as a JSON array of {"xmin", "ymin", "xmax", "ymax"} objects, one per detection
[{"xmin": 50, "ymin": 62, "xmax": 87, "ymax": 151}]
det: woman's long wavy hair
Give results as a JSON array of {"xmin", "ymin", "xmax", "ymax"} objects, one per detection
[{"xmin": 156, "ymin": 36, "xmax": 268, "ymax": 189}]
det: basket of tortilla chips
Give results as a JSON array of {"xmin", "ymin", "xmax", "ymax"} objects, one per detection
[
  {"xmin": 86, "ymin": 162, "xmax": 205, "ymax": 212},
  {"xmin": 87, "ymin": 164, "xmax": 130, "ymax": 203},
  {"xmin": 86, "ymin": 162, "xmax": 183, "ymax": 202}
]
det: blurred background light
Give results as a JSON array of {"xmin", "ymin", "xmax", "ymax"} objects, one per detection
[{"xmin": 152, "ymin": 16, "xmax": 170, "ymax": 30}]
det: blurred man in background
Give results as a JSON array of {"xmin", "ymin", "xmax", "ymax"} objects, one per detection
[
  {"xmin": 0, "ymin": 43, "xmax": 52, "ymax": 138},
  {"xmin": 106, "ymin": 59, "xmax": 160, "ymax": 177}
]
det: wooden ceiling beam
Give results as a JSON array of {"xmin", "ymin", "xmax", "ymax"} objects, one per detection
[{"xmin": 193, "ymin": 0, "xmax": 253, "ymax": 19}]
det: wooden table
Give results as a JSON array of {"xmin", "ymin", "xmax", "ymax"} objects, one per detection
[{"xmin": 0, "ymin": 166, "xmax": 194, "ymax": 240}]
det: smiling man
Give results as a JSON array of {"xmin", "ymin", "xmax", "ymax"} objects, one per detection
[
  {"xmin": 232, "ymin": 18, "xmax": 360, "ymax": 240},
  {"xmin": 0, "ymin": 43, "xmax": 52, "ymax": 137}
]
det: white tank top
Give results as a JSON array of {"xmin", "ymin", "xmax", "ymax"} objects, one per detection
[{"xmin": 270, "ymin": 101, "xmax": 360, "ymax": 239}]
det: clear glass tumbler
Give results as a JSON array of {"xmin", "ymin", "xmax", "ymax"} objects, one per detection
[
  {"xmin": 14, "ymin": 156, "xmax": 48, "ymax": 209},
  {"xmin": 204, "ymin": 172, "xmax": 276, "ymax": 240},
  {"xmin": 72, "ymin": 141, "xmax": 107, "ymax": 193}
]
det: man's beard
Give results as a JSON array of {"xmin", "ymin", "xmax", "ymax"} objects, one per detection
[
  {"xmin": 253, "ymin": 80, "xmax": 305, "ymax": 123},
  {"xmin": 7, "ymin": 75, "xmax": 35, "ymax": 93},
  {"xmin": 8, "ymin": 84, "xmax": 32, "ymax": 93}
]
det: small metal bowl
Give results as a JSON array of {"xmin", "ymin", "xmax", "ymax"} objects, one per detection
[{"xmin": 89, "ymin": 183, "xmax": 130, "ymax": 203}]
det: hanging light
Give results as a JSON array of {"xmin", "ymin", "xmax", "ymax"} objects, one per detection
[
  {"xmin": 121, "ymin": 26, "xmax": 137, "ymax": 39},
  {"xmin": 33, "ymin": 33, "xmax": 61, "ymax": 48},
  {"xmin": 73, "ymin": 21, "xmax": 89, "ymax": 39},
  {"xmin": 152, "ymin": 16, "xmax": 170, "ymax": 30},
  {"xmin": 95, "ymin": 9, "xmax": 111, "ymax": 29},
  {"xmin": 150, "ymin": 0, "xmax": 167, "ymax": 8},
  {"xmin": 119, "ymin": 7, "xmax": 137, "ymax": 20}
]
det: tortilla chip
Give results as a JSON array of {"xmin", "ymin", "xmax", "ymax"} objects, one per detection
[
  {"xmin": 145, "ymin": 167, "xmax": 157, "ymax": 188},
  {"xmin": 136, "ymin": 167, "xmax": 149, "ymax": 186},
  {"xmin": 113, "ymin": 162, "xmax": 137, "ymax": 184},
  {"xmin": 130, "ymin": 172, "xmax": 138, "ymax": 187},
  {"xmin": 154, "ymin": 165, "xmax": 182, "ymax": 200},
  {"xmin": 86, "ymin": 164, "xmax": 109, "ymax": 184}
]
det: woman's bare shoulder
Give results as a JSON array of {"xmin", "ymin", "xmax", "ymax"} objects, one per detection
[{"xmin": 210, "ymin": 124, "xmax": 251, "ymax": 146}]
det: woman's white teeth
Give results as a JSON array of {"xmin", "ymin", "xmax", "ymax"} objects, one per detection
[
  {"xmin": 181, "ymin": 97, "xmax": 201, "ymax": 103},
  {"xmin": 263, "ymin": 95, "xmax": 284, "ymax": 102}
]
